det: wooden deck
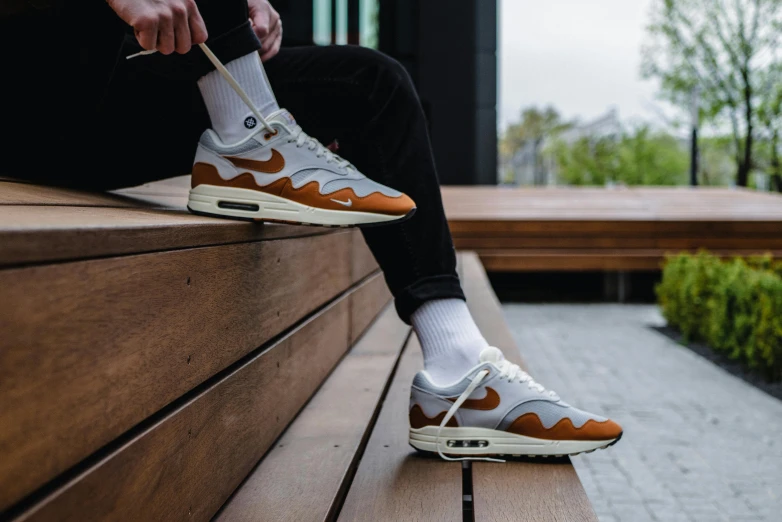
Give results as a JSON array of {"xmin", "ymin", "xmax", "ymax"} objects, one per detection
[
  {"xmin": 1, "ymin": 177, "xmax": 599, "ymax": 521},
  {"xmin": 442, "ymin": 186, "xmax": 782, "ymax": 271}
]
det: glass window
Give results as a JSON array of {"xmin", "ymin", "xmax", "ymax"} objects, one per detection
[
  {"xmin": 359, "ymin": 0, "xmax": 379, "ymax": 48},
  {"xmin": 313, "ymin": 0, "xmax": 332, "ymax": 45}
]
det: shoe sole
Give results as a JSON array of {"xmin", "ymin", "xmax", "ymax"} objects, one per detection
[
  {"xmin": 409, "ymin": 426, "xmax": 622, "ymax": 457},
  {"xmin": 187, "ymin": 184, "xmax": 415, "ymax": 228}
]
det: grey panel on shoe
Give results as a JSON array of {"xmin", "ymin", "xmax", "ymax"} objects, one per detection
[
  {"xmin": 496, "ymin": 400, "xmax": 607, "ymax": 430},
  {"xmin": 289, "ymin": 169, "xmax": 319, "ymax": 186},
  {"xmin": 320, "ymin": 178, "xmax": 404, "ymax": 198},
  {"xmin": 199, "ymin": 131, "xmax": 262, "ymax": 155},
  {"xmin": 412, "ymin": 373, "xmax": 472, "ymax": 396}
]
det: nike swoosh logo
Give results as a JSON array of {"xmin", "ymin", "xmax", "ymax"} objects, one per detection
[
  {"xmin": 224, "ymin": 149, "xmax": 285, "ymax": 174},
  {"xmin": 330, "ymin": 198, "xmax": 353, "ymax": 207},
  {"xmin": 447, "ymin": 387, "xmax": 500, "ymax": 410}
]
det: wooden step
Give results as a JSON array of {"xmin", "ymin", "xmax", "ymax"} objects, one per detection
[
  {"xmin": 442, "ymin": 186, "xmax": 782, "ymax": 272},
  {"xmin": 0, "ymin": 178, "xmax": 383, "ymax": 514},
  {"xmin": 6, "ymin": 272, "xmax": 391, "ymax": 522},
  {"xmin": 460, "ymin": 252, "xmax": 598, "ymax": 521},
  {"xmin": 337, "ymin": 335, "xmax": 464, "ymax": 522},
  {"xmin": 0, "ymin": 177, "xmax": 328, "ymax": 266},
  {"xmin": 214, "ymin": 303, "xmax": 409, "ymax": 522}
]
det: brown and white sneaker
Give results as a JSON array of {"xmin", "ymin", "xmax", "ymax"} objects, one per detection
[
  {"xmin": 188, "ymin": 109, "xmax": 416, "ymax": 227},
  {"xmin": 409, "ymin": 347, "xmax": 623, "ymax": 460}
]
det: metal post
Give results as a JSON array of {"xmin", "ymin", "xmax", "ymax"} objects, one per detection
[{"xmin": 690, "ymin": 86, "xmax": 699, "ymax": 186}]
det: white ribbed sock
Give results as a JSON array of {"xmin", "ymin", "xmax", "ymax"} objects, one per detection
[
  {"xmin": 411, "ymin": 298, "xmax": 490, "ymax": 385},
  {"xmin": 197, "ymin": 52, "xmax": 279, "ymax": 144}
]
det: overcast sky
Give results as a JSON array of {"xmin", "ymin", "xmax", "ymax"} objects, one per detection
[{"xmin": 499, "ymin": 0, "xmax": 666, "ymax": 131}]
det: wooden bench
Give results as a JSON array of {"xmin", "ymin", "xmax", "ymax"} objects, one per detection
[
  {"xmin": 1, "ymin": 177, "xmax": 596, "ymax": 521},
  {"xmin": 442, "ymin": 186, "xmax": 782, "ymax": 272}
]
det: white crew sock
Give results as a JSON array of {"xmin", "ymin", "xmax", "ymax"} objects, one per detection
[
  {"xmin": 411, "ymin": 298, "xmax": 490, "ymax": 385},
  {"xmin": 197, "ymin": 52, "xmax": 279, "ymax": 144}
]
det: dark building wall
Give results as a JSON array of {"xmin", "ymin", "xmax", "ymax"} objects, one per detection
[
  {"xmin": 276, "ymin": 0, "xmax": 498, "ymax": 185},
  {"xmin": 379, "ymin": 0, "xmax": 497, "ymax": 185}
]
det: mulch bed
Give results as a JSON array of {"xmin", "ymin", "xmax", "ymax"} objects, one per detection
[{"xmin": 652, "ymin": 326, "xmax": 782, "ymax": 402}]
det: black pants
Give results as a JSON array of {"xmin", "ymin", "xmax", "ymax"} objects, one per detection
[{"xmin": 1, "ymin": 0, "xmax": 464, "ymax": 323}]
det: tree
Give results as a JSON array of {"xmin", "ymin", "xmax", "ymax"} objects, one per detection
[
  {"xmin": 500, "ymin": 106, "xmax": 571, "ymax": 185},
  {"xmin": 757, "ymin": 64, "xmax": 782, "ymax": 191},
  {"xmin": 642, "ymin": 0, "xmax": 782, "ymax": 187},
  {"xmin": 551, "ymin": 126, "xmax": 689, "ymax": 186}
]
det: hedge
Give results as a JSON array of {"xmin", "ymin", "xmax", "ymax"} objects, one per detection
[{"xmin": 656, "ymin": 252, "xmax": 782, "ymax": 381}]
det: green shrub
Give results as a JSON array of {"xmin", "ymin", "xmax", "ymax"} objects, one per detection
[{"xmin": 657, "ymin": 252, "xmax": 782, "ymax": 381}]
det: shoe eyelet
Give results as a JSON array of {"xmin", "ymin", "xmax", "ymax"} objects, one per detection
[{"xmin": 264, "ymin": 129, "xmax": 279, "ymax": 140}]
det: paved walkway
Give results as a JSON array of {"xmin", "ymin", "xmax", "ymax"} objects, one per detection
[{"xmin": 502, "ymin": 304, "xmax": 782, "ymax": 522}]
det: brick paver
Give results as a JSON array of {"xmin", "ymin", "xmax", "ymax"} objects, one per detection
[{"xmin": 502, "ymin": 304, "xmax": 782, "ymax": 522}]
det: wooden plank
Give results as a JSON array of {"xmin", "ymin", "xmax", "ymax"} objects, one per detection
[
  {"xmin": 349, "ymin": 272, "xmax": 391, "ymax": 345},
  {"xmin": 0, "ymin": 231, "xmax": 360, "ymax": 511},
  {"xmin": 449, "ymin": 220, "xmax": 782, "ymax": 237},
  {"xmin": 337, "ymin": 336, "xmax": 463, "ymax": 522},
  {"xmin": 11, "ymin": 274, "xmax": 387, "ymax": 522},
  {"xmin": 442, "ymin": 186, "xmax": 782, "ymax": 221},
  {"xmin": 473, "ymin": 463, "xmax": 600, "ymax": 522},
  {"xmin": 458, "ymin": 252, "xmax": 598, "ymax": 522},
  {"xmin": 350, "ymin": 232, "xmax": 379, "ymax": 283},
  {"xmin": 214, "ymin": 303, "xmax": 410, "ymax": 522},
  {"xmin": 0, "ymin": 205, "xmax": 335, "ymax": 266},
  {"xmin": 478, "ymin": 252, "xmax": 664, "ymax": 272},
  {"xmin": 477, "ymin": 249, "xmax": 782, "ymax": 272},
  {"xmin": 0, "ymin": 181, "xmax": 143, "ymax": 207},
  {"xmin": 453, "ymin": 236, "xmax": 782, "ymax": 250}
]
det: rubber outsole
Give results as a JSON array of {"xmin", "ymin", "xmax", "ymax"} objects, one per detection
[
  {"xmin": 410, "ymin": 431, "xmax": 623, "ymax": 460},
  {"xmin": 187, "ymin": 205, "xmax": 416, "ymax": 229}
]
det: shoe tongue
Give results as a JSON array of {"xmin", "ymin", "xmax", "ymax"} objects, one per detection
[
  {"xmin": 267, "ymin": 109, "xmax": 297, "ymax": 127},
  {"xmin": 479, "ymin": 346, "xmax": 505, "ymax": 364}
]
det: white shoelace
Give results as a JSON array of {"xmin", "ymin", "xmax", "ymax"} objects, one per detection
[
  {"xmin": 434, "ymin": 352, "xmax": 556, "ymax": 463},
  {"xmin": 287, "ymin": 127, "xmax": 351, "ymax": 169},
  {"xmin": 129, "ymin": 44, "xmax": 352, "ymax": 169},
  {"xmin": 129, "ymin": 44, "xmax": 341, "ymax": 160}
]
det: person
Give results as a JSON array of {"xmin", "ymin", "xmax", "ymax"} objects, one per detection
[{"xmin": 2, "ymin": 0, "xmax": 621, "ymax": 458}]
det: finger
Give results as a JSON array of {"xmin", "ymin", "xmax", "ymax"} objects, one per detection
[
  {"xmin": 260, "ymin": 30, "xmax": 281, "ymax": 62},
  {"xmin": 173, "ymin": 3, "xmax": 192, "ymax": 53},
  {"xmin": 260, "ymin": 21, "xmax": 279, "ymax": 54},
  {"xmin": 157, "ymin": 10, "xmax": 175, "ymax": 54},
  {"xmin": 135, "ymin": 18, "xmax": 158, "ymax": 51},
  {"xmin": 251, "ymin": 9, "xmax": 271, "ymax": 39},
  {"xmin": 184, "ymin": 0, "xmax": 208, "ymax": 45},
  {"xmin": 188, "ymin": 4, "xmax": 209, "ymax": 45}
]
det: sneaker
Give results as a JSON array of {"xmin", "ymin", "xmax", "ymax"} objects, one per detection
[
  {"xmin": 187, "ymin": 109, "xmax": 416, "ymax": 227},
  {"xmin": 409, "ymin": 347, "xmax": 622, "ymax": 459}
]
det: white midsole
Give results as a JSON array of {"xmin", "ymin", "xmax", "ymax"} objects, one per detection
[
  {"xmin": 409, "ymin": 426, "xmax": 616, "ymax": 456},
  {"xmin": 188, "ymin": 184, "xmax": 409, "ymax": 226}
]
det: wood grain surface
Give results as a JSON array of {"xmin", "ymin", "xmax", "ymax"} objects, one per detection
[
  {"xmin": 0, "ymin": 205, "xmax": 334, "ymax": 266},
  {"xmin": 0, "ymin": 232, "xmax": 359, "ymax": 511},
  {"xmin": 472, "ymin": 461, "xmax": 599, "ymax": 522},
  {"xmin": 215, "ymin": 304, "xmax": 410, "ymax": 522},
  {"xmin": 443, "ymin": 186, "xmax": 782, "ymax": 272},
  {"xmin": 337, "ymin": 336, "xmax": 463, "ymax": 522},
  {"xmin": 349, "ymin": 272, "xmax": 391, "ymax": 345},
  {"xmin": 458, "ymin": 252, "xmax": 598, "ymax": 522},
  {"xmin": 12, "ymin": 274, "xmax": 389, "ymax": 522}
]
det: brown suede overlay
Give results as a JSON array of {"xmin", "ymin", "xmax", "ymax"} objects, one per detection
[
  {"xmin": 506, "ymin": 413, "xmax": 622, "ymax": 441},
  {"xmin": 191, "ymin": 162, "xmax": 415, "ymax": 215},
  {"xmin": 409, "ymin": 405, "xmax": 458, "ymax": 429},
  {"xmin": 224, "ymin": 150, "xmax": 286, "ymax": 173},
  {"xmin": 446, "ymin": 387, "xmax": 501, "ymax": 410}
]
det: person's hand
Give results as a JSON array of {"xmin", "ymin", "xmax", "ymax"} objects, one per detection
[
  {"xmin": 248, "ymin": 0, "xmax": 282, "ymax": 61},
  {"xmin": 107, "ymin": 0, "xmax": 209, "ymax": 55}
]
